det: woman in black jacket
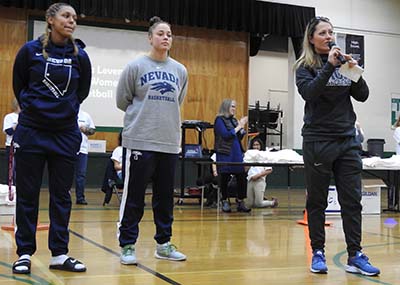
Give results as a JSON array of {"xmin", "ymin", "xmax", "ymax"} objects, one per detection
[{"xmin": 295, "ymin": 16, "xmax": 379, "ymax": 276}]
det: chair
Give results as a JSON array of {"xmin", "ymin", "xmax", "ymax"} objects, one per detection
[
  {"xmin": 101, "ymin": 159, "xmax": 124, "ymax": 206},
  {"xmin": 196, "ymin": 172, "xmax": 222, "ymax": 212}
]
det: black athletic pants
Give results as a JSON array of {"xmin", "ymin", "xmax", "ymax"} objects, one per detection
[
  {"xmin": 118, "ymin": 150, "xmax": 178, "ymax": 247},
  {"xmin": 303, "ymin": 136, "xmax": 362, "ymax": 257}
]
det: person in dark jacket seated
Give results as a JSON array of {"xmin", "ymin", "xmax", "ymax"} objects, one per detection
[{"xmin": 102, "ymin": 132, "xmax": 124, "ymax": 205}]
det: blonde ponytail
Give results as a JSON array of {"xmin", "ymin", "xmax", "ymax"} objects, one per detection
[
  {"xmin": 41, "ymin": 24, "xmax": 51, "ymax": 59},
  {"xmin": 69, "ymin": 36, "xmax": 79, "ymax": 56}
]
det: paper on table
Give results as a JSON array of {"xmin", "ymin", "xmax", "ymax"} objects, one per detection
[{"xmin": 338, "ymin": 62, "xmax": 364, "ymax": 82}]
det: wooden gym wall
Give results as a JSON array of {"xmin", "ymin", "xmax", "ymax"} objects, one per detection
[
  {"xmin": 0, "ymin": 7, "xmax": 248, "ymax": 152},
  {"xmin": 0, "ymin": 8, "xmax": 26, "ymax": 149}
]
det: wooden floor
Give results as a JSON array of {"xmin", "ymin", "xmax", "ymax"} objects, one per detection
[{"xmin": 1, "ymin": 186, "xmax": 400, "ymax": 285}]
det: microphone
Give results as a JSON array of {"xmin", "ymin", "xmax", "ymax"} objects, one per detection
[{"xmin": 328, "ymin": 42, "xmax": 347, "ymax": 64}]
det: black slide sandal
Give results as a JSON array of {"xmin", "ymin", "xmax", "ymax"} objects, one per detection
[
  {"xmin": 12, "ymin": 258, "xmax": 31, "ymax": 274},
  {"xmin": 49, "ymin": 257, "xmax": 86, "ymax": 272}
]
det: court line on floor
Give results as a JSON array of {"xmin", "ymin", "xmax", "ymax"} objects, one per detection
[
  {"xmin": 322, "ymin": 218, "xmax": 400, "ymax": 284},
  {"xmin": 66, "ymin": 210, "xmax": 302, "ymax": 224},
  {"xmin": 299, "ymin": 216, "xmax": 399, "ymax": 285},
  {"xmin": 0, "ymin": 261, "xmax": 52, "ymax": 285},
  {"xmin": 71, "ymin": 208, "xmax": 399, "ymax": 284},
  {"xmin": 0, "ymin": 233, "xmax": 64, "ymax": 285},
  {"xmin": 69, "ymin": 229, "xmax": 181, "ymax": 285},
  {"xmin": 332, "ymin": 243, "xmax": 400, "ymax": 285}
]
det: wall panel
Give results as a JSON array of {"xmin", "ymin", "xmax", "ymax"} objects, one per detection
[
  {"xmin": 0, "ymin": 8, "xmax": 27, "ymax": 148},
  {"xmin": 172, "ymin": 27, "xmax": 248, "ymax": 148}
]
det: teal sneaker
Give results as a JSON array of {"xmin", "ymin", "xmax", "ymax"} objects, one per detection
[
  {"xmin": 120, "ymin": 244, "xmax": 137, "ymax": 265},
  {"xmin": 155, "ymin": 242, "xmax": 186, "ymax": 261},
  {"xmin": 222, "ymin": 200, "xmax": 231, "ymax": 212},
  {"xmin": 310, "ymin": 250, "xmax": 328, "ymax": 273},
  {"xmin": 345, "ymin": 251, "xmax": 380, "ymax": 276}
]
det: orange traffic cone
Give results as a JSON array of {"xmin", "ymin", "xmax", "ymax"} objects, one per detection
[
  {"xmin": 36, "ymin": 221, "xmax": 50, "ymax": 231},
  {"xmin": 296, "ymin": 209, "xmax": 333, "ymax": 226},
  {"xmin": 0, "ymin": 222, "xmax": 15, "ymax": 231},
  {"xmin": 297, "ymin": 209, "xmax": 309, "ymax": 225},
  {"xmin": 1, "ymin": 216, "xmax": 49, "ymax": 232}
]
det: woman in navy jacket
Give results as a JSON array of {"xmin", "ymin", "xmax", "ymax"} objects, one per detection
[
  {"xmin": 11, "ymin": 2, "xmax": 91, "ymax": 274},
  {"xmin": 214, "ymin": 99, "xmax": 251, "ymax": 213}
]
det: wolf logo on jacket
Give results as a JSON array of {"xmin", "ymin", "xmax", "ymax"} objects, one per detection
[
  {"xmin": 315, "ymin": 68, "xmax": 351, "ymax": 87},
  {"xmin": 150, "ymin": 81, "xmax": 176, "ymax": 94}
]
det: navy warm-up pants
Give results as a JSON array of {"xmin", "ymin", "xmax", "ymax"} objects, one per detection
[
  {"xmin": 118, "ymin": 150, "xmax": 178, "ymax": 247},
  {"xmin": 303, "ymin": 136, "xmax": 363, "ymax": 257},
  {"xmin": 74, "ymin": 152, "xmax": 88, "ymax": 202},
  {"xmin": 13, "ymin": 125, "xmax": 80, "ymax": 257}
]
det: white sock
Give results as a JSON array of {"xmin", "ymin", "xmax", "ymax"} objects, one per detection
[
  {"xmin": 50, "ymin": 254, "xmax": 68, "ymax": 265},
  {"xmin": 14, "ymin": 255, "xmax": 31, "ymax": 271},
  {"xmin": 50, "ymin": 255, "xmax": 85, "ymax": 270},
  {"xmin": 19, "ymin": 254, "xmax": 31, "ymax": 261}
]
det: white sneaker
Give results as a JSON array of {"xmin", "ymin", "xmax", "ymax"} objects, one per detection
[
  {"xmin": 120, "ymin": 244, "xmax": 137, "ymax": 265},
  {"xmin": 155, "ymin": 242, "xmax": 186, "ymax": 261}
]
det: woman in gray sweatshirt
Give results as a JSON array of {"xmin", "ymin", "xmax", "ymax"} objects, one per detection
[{"xmin": 116, "ymin": 16, "xmax": 188, "ymax": 265}]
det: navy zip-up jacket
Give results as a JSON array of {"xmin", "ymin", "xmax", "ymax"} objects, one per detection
[
  {"xmin": 13, "ymin": 36, "xmax": 92, "ymax": 131},
  {"xmin": 296, "ymin": 54, "xmax": 369, "ymax": 142}
]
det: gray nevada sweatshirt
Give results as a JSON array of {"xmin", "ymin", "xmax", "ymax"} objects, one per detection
[{"xmin": 116, "ymin": 55, "xmax": 188, "ymax": 154}]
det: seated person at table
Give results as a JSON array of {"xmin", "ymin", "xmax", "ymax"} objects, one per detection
[
  {"xmin": 101, "ymin": 132, "xmax": 123, "ymax": 205},
  {"xmin": 246, "ymin": 138, "xmax": 278, "ymax": 208},
  {"xmin": 111, "ymin": 141, "xmax": 123, "ymax": 180}
]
